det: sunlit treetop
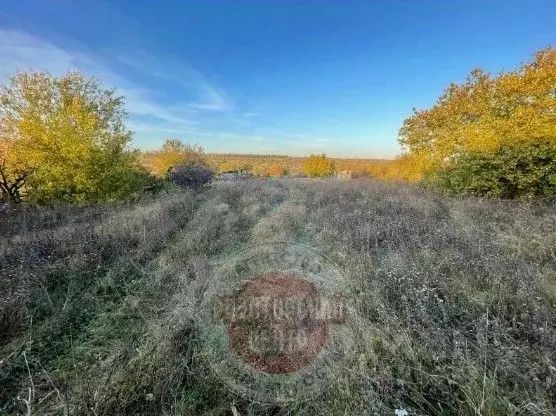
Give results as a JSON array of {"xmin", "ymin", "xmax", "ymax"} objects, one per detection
[{"xmin": 399, "ymin": 47, "xmax": 556, "ymax": 171}]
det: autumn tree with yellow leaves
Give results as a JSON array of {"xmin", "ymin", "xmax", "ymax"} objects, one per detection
[
  {"xmin": 303, "ymin": 154, "xmax": 335, "ymax": 177},
  {"xmin": 141, "ymin": 139, "xmax": 206, "ymax": 176},
  {"xmin": 0, "ymin": 119, "xmax": 31, "ymax": 202},
  {"xmin": 367, "ymin": 154, "xmax": 425, "ymax": 182},
  {"xmin": 0, "ymin": 70, "xmax": 151, "ymax": 203},
  {"xmin": 399, "ymin": 47, "xmax": 556, "ymax": 176}
]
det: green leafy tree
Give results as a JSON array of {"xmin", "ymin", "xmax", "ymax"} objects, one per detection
[
  {"xmin": 0, "ymin": 70, "xmax": 147, "ymax": 203},
  {"xmin": 427, "ymin": 140, "xmax": 556, "ymax": 199}
]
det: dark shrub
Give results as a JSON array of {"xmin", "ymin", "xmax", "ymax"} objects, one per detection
[
  {"xmin": 167, "ymin": 162, "xmax": 214, "ymax": 190},
  {"xmin": 426, "ymin": 140, "xmax": 556, "ymax": 199}
]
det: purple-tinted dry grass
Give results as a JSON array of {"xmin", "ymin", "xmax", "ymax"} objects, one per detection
[{"xmin": 1, "ymin": 179, "xmax": 555, "ymax": 415}]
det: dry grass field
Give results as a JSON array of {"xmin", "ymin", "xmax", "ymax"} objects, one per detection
[{"xmin": 1, "ymin": 179, "xmax": 555, "ymax": 415}]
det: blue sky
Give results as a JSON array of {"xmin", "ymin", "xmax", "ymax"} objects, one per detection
[{"xmin": 0, "ymin": 1, "xmax": 554, "ymax": 158}]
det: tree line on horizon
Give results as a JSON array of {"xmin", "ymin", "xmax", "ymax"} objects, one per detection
[
  {"xmin": 141, "ymin": 145, "xmax": 382, "ymax": 179},
  {"xmin": 0, "ymin": 47, "xmax": 554, "ymax": 204}
]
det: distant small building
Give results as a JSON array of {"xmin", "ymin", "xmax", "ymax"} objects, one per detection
[
  {"xmin": 336, "ymin": 170, "xmax": 353, "ymax": 180},
  {"xmin": 216, "ymin": 170, "xmax": 252, "ymax": 181}
]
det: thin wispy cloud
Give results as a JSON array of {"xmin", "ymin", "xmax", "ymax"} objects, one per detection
[
  {"xmin": 0, "ymin": 28, "xmax": 346, "ymax": 156},
  {"xmin": 126, "ymin": 121, "xmax": 199, "ymax": 135},
  {"xmin": 113, "ymin": 51, "xmax": 234, "ymax": 112},
  {"xmin": 0, "ymin": 28, "xmax": 234, "ymax": 146}
]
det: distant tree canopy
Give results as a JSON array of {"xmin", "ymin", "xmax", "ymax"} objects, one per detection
[
  {"xmin": 142, "ymin": 139, "xmax": 206, "ymax": 176},
  {"xmin": 217, "ymin": 160, "xmax": 243, "ymax": 173},
  {"xmin": 266, "ymin": 163, "xmax": 286, "ymax": 177},
  {"xmin": 161, "ymin": 138, "xmax": 191, "ymax": 153},
  {"xmin": 367, "ymin": 154, "xmax": 425, "ymax": 182},
  {"xmin": 304, "ymin": 154, "xmax": 334, "ymax": 177},
  {"xmin": 0, "ymin": 70, "xmax": 148, "ymax": 203},
  {"xmin": 399, "ymin": 47, "xmax": 556, "ymax": 175}
]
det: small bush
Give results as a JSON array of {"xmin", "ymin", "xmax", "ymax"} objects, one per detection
[
  {"xmin": 427, "ymin": 140, "xmax": 556, "ymax": 199},
  {"xmin": 167, "ymin": 162, "xmax": 214, "ymax": 190},
  {"xmin": 303, "ymin": 154, "xmax": 334, "ymax": 177}
]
